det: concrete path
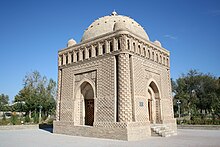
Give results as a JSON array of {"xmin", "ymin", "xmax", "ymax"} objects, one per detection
[{"xmin": 0, "ymin": 129, "xmax": 220, "ymax": 147}]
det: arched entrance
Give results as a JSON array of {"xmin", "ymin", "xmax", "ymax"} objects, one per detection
[
  {"xmin": 78, "ymin": 81, "xmax": 95, "ymax": 126},
  {"xmin": 147, "ymin": 81, "xmax": 161, "ymax": 124}
]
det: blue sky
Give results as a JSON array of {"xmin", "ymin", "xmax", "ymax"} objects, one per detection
[{"xmin": 0, "ymin": 0, "xmax": 220, "ymax": 102}]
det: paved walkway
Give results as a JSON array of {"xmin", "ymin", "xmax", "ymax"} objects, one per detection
[{"xmin": 0, "ymin": 129, "xmax": 220, "ymax": 147}]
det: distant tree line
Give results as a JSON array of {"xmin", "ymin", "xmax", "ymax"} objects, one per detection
[
  {"xmin": 2, "ymin": 69, "xmax": 220, "ymax": 125},
  {"xmin": 172, "ymin": 69, "xmax": 220, "ymax": 124},
  {"xmin": 0, "ymin": 71, "xmax": 56, "ymax": 125}
]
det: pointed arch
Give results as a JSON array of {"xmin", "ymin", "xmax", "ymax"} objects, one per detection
[
  {"xmin": 74, "ymin": 78, "xmax": 96, "ymax": 100},
  {"xmin": 146, "ymin": 78, "xmax": 161, "ymax": 98},
  {"xmin": 74, "ymin": 77, "xmax": 96, "ymax": 126},
  {"xmin": 147, "ymin": 78, "xmax": 162, "ymax": 124}
]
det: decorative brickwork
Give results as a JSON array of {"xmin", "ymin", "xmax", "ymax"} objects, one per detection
[
  {"xmin": 60, "ymin": 67, "xmax": 73, "ymax": 121},
  {"xmin": 132, "ymin": 56, "xmax": 146, "ymax": 97},
  {"xmin": 96, "ymin": 56, "xmax": 116, "ymax": 122},
  {"xmin": 118, "ymin": 53, "xmax": 132, "ymax": 122},
  {"xmin": 54, "ymin": 12, "xmax": 176, "ymax": 141}
]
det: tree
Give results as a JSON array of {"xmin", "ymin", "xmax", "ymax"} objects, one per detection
[
  {"xmin": 14, "ymin": 71, "xmax": 56, "ymax": 120},
  {"xmin": 211, "ymin": 77, "xmax": 220, "ymax": 118},
  {"xmin": 172, "ymin": 69, "xmax": 220, "ymax": 119},
  {"xmin": 0, "ymin": 94, "xmax": 9, "ymax": 112}
]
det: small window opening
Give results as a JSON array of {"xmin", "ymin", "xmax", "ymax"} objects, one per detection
[
  {"xmin": 76, "ymin": 52, "xmax": 79, "ymax": 61},
  {"xmin": 127, "ymin": 40, "xmax": 130, "ymax": 50},
  {"xmin": 89, "ymin": 49, "xmax": 92, "ymax": 58},
  {"xmin": 82, "ymin": 50, "xmax": 85, "ymax": 60},
  {"xmin": 71, "ymin": 53, "xmax": 73, "ymax": 63},
  {"xmin": 118, "ymin": 39, "xmax": 120, "ymax": 50},
  {"xmin": 95, "ymin": 46, "xmax": 98, "ymax": 56},
  {"xmin": 110, "ymin": 41, "xmax": 113, "ymax": 52},
  {"xmin": 102, "ymin": 44, "xmax": 105, "ymax": 54},
  {"xmin": 66, "ymin": 54, "xmax": 68, "ymax": 64}
]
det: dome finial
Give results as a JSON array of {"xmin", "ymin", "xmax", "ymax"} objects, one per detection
[{"xmin": 111, "ymin": 10, "xmax": 118, "ymax": 16}]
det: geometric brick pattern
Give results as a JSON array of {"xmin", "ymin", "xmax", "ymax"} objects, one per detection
[
  {"xmin": 118, "ymin": 53, "xmax": 132, "ymax": 122},
  {"xmin": 60, "ymin": 67, "xmax": 73, "ymax": 121},
  {"xmin": 167, "ymin": 69, "xmax": 175, "ymax": 118},
  {"xmin": 94, "ymin": 122, "xmax": 128, "ymax": 128},
  {"xmin": 55, "ymin": 12, "xmax": 177, "ymax": 140},
  {"xmin": 132, "ymin": 56, "xmax": 146, "ymax": 97},
  {"xmin": 56, "ymin": 70, "xmax": 62, "ymax": 121},
  {"xmin": 96, "ymin": 56, "xmax": 115, "ymax": 122}
]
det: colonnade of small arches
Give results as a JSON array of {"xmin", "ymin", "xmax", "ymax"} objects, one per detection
[
  {"xmin": 58, "ymin": 37, "xmax": 121, "ymax": 66},
  {"xmin": 126, "ymin": 37, "xmax": 169, "ymax": 67},
  {"xmin": 58, "ymin": 35, "xmax": 169, "ymax": 67}
]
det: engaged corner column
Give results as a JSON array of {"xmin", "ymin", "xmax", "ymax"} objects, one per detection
[
  {"xmin": 56, "ymin": 69, "xmax": 62, "ymax": 121},
  {"xmin": 117, "ymin": 53, "xmax": 132, "ymax": 122}
]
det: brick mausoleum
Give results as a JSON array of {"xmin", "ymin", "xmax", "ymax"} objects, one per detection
[{"xmin": 53, "ymin": 11, "xmax": 177, "ymax": 141}]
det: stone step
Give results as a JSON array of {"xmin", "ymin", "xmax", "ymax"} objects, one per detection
[
  {"xmin": 151, "ymin": 124, "xmax": 177, "ymax": 137},
  {"xmin": 151, "ymin": 129, "xmax": 161, "ymax": 137}
]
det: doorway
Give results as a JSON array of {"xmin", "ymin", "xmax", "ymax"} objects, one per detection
[
  {"xmin": 147, "ymin": 81, "xmax": 161, "ymax": 124},
  {"xmin": 80, "ymin": 81, "xmax": 95, "ymax": 126}
]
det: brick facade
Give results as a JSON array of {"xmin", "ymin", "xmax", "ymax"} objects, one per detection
[{"xmin": 54, "ymin": 12, "xmax": 176, "ymax": 141}]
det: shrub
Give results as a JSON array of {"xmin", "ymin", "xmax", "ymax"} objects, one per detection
[
  {"xmin": 47, "ymin": 118, "xmax": 54, "ymax": 125},
  {"xmin": 10, "ymin": 114, "xmax": 18, "ymax": 125},
  {"xmin": 42, "ymin": 114, "xmax": 47, "ymax": 121},
  {"xmin": 177, "ymin": 117, "xmax": 220, "ymax": 125},
  {"xmin": 2, "ymin": 113, "xmax": 6, "ymax": 121},
  {"xmin": 25, "ymin": 115, "xmax": 30, "ymax": 123},
  {"xmin": 0, "ymin": 118, "xmax": 10, "ymax": 125},
  {"xmin": 33, "ymin": 113, "xmax": 39, "ymax": 124}
]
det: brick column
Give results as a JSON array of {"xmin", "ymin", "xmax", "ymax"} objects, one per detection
[
  {"xmin": 117, "ymin": 53, "xmax": 132, "ymax": 122},
  {"xmin": 113, "ymin": 37, "xmax": 118, "ymax": 51},
  {"xmin": 68, "ymin": 52, "xmax": 71, "ymax": 64},
  {"xmin": 63, "ymin": 54, "xmax": 66, "ymax": 65},
  {"xmin": 91, "ymin": 45, "xmax": 95, "ymax": 57},
  {"xmin": 85, "ymin": 47, "xmax": 89, "ymax": 59},
  {"xmin": 79, "ymin": 50, "xmax": 83, "ymax": 61},
  {"xmin": 73, "ymin": 51, "xmax": 76, "ymax": 62},
  {"xmin": 105, "ymin": 40, "xmax": 110, "ymax": 53},
  {"xmin": 98, "ymin": 42, "xmax": 103, "ymax": 55},
  {"xmin": 56, "ymin": 69, "xmax": 62, "ymax": 121},
  {"xmin": 58, "ymin": 55, "xmax": 62, "ymax": 66}
]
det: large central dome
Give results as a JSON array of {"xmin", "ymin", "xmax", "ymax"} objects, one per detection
[{"xmin": 81, "ymin": 11, "xmax": 149, "ymax": 42}]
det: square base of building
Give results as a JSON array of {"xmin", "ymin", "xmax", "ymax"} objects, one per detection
[{"xmin": 53, "ymin": 121, "xmax": 151, "ymax": 141}]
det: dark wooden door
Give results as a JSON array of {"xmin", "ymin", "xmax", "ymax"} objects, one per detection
[{"xmin": 85, "ymin": 99, "xmax": 94, "ymax": 126}]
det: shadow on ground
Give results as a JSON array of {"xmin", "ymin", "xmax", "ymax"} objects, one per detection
[{"xmin": 39, "ymin": 124, "xmax": 53, "ymax": 133}]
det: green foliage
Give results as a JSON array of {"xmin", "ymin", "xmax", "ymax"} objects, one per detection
[
  {"xmin": 172, "ymin": 69, "xmax": 220, "ymax": 122},
  {"xmin": 47, "ymin": 118, "xmax": 54, "ymax": 125},
  {"xmin": 177, "ymin": 118, "xmax": 220, "ymax": 125},
  {"xmin": 33, "ymin": 113, "xmax": 39, "ymax": 124},
  {"xmin": 24, "ymin": 115, "xmax": 30, "ymax": 123},
  {"xmin": 2, "ymin": 113, "xmax": 6, "ymax": 121},
  {"xmin": 0, "ymin": 94, "xmax": 9, "ymax": 105},
  {"xmin": 0, "ymin": 94, "xmax": 9, "ymax": 111},
  {"xmin": 14, "ymin": 70, "xmax": 56, "ymax": 123},
  {"xmin": 10, "ymin": 113, "xmax": 18, "ymax": 125},
  {"xmin": 0, "ymin": 117, "xmax": 10, "ymax": 125}
]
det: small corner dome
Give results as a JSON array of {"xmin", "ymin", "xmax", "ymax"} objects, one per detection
[
  {"xmin": 67, "ymin": 39, "xmax": 77, "ymax": 47},
  {"xmin": 113, "ymin": 22, "xmax": 128, "ymax": 31},
  {"xmin": 81, "ymin": 11, "xmax": 149, "ymax": 42},
  {"xmin": 154, "ymin": 40, "xmax": 162, "ymax": 47}
]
